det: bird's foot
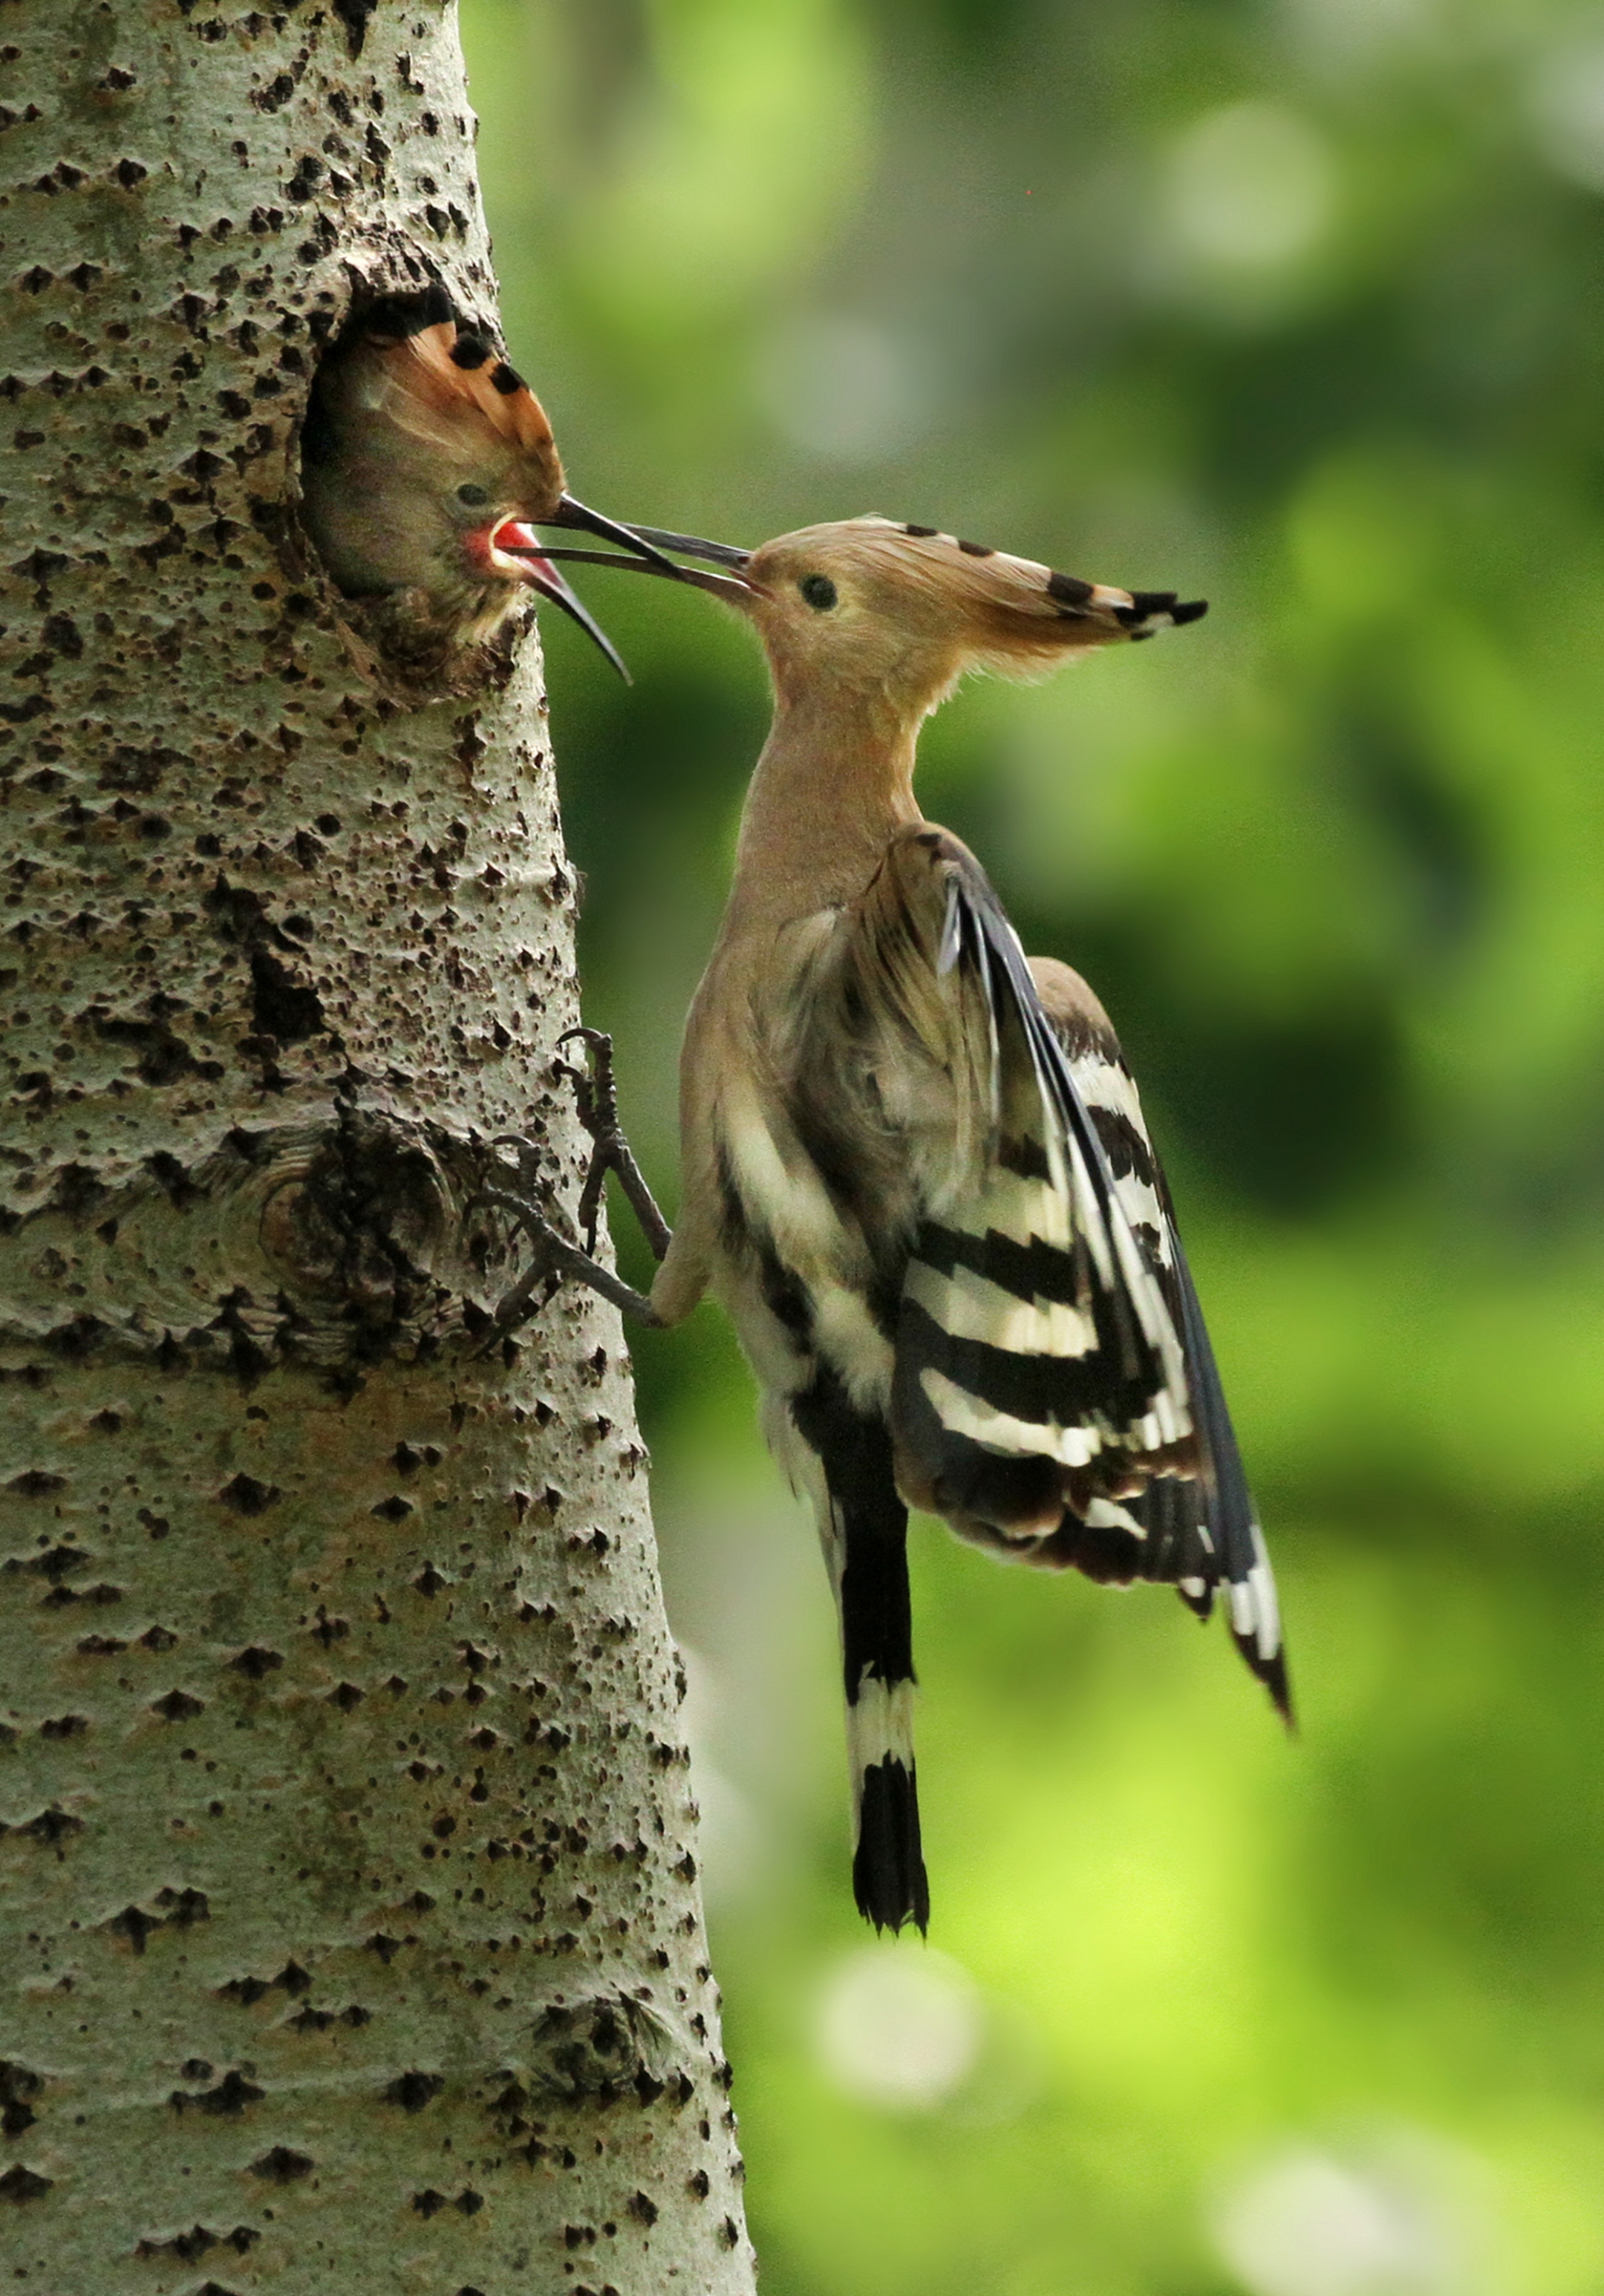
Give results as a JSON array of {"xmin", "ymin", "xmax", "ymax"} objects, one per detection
[
  {"xmin": 475, "ymin": 1032, "xmax": 670, "ymax": 1351},
  {"xmin": 476, "ymin": 1161, "xmax": 663, "ymax": 1354},
  {"xmin": 554, "ymin": 1027, "xmax": 673, "ymax": 1263}
]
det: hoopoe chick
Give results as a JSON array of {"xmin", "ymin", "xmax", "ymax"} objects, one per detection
[
  {"xmin": 300, "ymin": 284, "xmax": 679, "ymax": 674},
  {"xmin": 512, "ymin": 515, "xmax": 1288, "ymax": 1935}
]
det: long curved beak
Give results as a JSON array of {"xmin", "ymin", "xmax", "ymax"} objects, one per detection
[
  {"xmin": 533, "ymin": 522, "xmax": 760, "ymax": 604},
  {"xmin": 545, "ymin": 495, "xmax": 691, "ymax": 578},
  {"xmin": 617, "ymin": 524, "xmax": 753, "ymax": 570},
  {"xmin": 492, "ymin": 518, "xmax": 632, "ymax": 681}
]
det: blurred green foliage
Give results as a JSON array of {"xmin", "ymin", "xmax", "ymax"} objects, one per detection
[{"xmin": 461, "ymin": 3, "xmax": 1604, "ymax": 2288}]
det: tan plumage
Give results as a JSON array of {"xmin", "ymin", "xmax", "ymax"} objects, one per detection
[{"xmin": 515, "ymin": 515, "xmax": 1286, "ymax": 1932}]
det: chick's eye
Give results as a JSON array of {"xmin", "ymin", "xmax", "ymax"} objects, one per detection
[
  {"xmin": 798, "ymin": 573, "xmax": 838, "ymax": 612},
  {"xmin": 457, "ymin": 483, "xmax": 491, "ymax": 508}
]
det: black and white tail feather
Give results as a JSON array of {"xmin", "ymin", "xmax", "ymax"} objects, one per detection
[{"xmin": 789, "ymin": 1369, "xmax": 930, "ymax": 1935}]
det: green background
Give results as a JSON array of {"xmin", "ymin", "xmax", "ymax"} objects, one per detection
[{"xmin": 460, "ymin": 4, "xmax": 1604, "ymax": 2288}]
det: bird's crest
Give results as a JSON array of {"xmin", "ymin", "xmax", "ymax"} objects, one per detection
[
  {"xmin": 875, "ymin": 517, "xmax": 1207, "ymax": 645},
  {"xmin": 343, "ymin": 284, "xmax": 559, "ymax": 474}
]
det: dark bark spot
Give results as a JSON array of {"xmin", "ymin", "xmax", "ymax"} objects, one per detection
[
  {"xmin": 249, "ymin": 2146, "xmax": 312, "ymax": 2183},
  {"xmin": 135, "ymin": 2225, "xmax": 260, "ymax": 2263},
  {"xmin": 249, "ymin": 949, "xmax": 325, "ymax": 1045},
  {"xmin": 151, "ymin": 1689, "xmax": 204, "ymax": 1723},
  {"xmin": 0, "ymin": 2165, "xmax": 51, "ymax": 2202},
  {"xmin": 93, "ymin": 1011, "xmax": 213, "ymax": 1088},
  {"xmin": 99, "ymin": 741, "xmax": 177, "ymax": 794},
  {"xmin": 146, "ymin": 1150, "xmax": 201, "ymax": 1210},
  {"xmin": 218, "ymin": 1976, "xmax": 271, "ymax": 2006},
  {"xmin": 170, "ymin": 2068, "xmax": 264, "ymax": 2116},
  {"xmin": 229, "ymin": 1646, "xmax": 283, "ymax": 1680},
  {"xmin": 385, "ymin": 2070, "xmax": 443, "ymax": 2113},
  {"xmin": 4, "ymin": 1541, "xmax": 85, "ymax": 1582},
  {"xmin": 219, "ymin": 1474, "xmax": 278, "ymax": 1516},
  {"xmin": 40, "ymin": 613, "xmax": 81, "ymax": 658},
  {"xmin": 156, "ymin": 1886, "xmax": 209, "ymax": 1925},
  {"xmin": 9, "ymin": 1807, "xmax": 83, "ymax": 1847},
  {"xmin": 105, "ymin": 1905, "xmax": 160, "ymax": 1954},
  {"xmin": 332, "ymin": 0, "xmax": 380, "ymax": 55},
  {"xmin": 0, "ymin": 2067, "xmax": 42, "ymax": 2142}
]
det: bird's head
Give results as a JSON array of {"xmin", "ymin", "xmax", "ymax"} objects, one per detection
[
  {"xmin": 538, "ymin": 514, "xmax": 1206, "ymax": 717},
  {"xmin": 736, "ymin": 518, "xmax": 1204, "ymax": 711},
  {"xmin": 301, "ymin": 287, "xmax": 688, "ymax": 674}
]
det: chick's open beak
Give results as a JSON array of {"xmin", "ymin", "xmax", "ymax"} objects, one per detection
[
  {"xmin": 492, "ymin": 517, "xmax": 631, "ymax": 682},
  {"xmin": 491, "ymin": 502, "xmax": 749, "ymax": 676}
]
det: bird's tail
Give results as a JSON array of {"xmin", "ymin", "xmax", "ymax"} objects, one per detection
[
  {"xmin": 842, "ymin": 1524, "xmax": 928, "ymax": 1936},
  {"xmin": 789, "ymin": 1370, "xmax": 930, "ymax": 1934}
]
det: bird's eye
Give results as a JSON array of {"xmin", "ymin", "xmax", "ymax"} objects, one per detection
[
  {"xmin": 798, "ymin": 573, "xmax": 838, "ymax": 612},
  {"xmin": 457, "ymin": 483, "xmax": 491, "ymax": 508}
]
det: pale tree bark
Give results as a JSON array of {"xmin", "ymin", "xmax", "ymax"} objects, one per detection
[{"xmin": 0, "ymin": 5, "xmax": 754, "ymax": 2292}]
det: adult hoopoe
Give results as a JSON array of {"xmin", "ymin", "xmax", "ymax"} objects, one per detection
[
  {"xmin": 493, "ymin": 515, "xmax": 1290, "ymax": 1935},
  {"xmin": 300, "ymin": 283, "xmax": 684, "ymax": 672}
]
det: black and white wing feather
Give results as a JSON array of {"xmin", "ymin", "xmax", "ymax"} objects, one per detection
[
  {"xmin": 880, "ymin": 827, "xmax": 1289, "ymax": 1717},
  {"xmin": 1125, "ymin": 1236, "xmax": 1288, "ymax": 1715}
]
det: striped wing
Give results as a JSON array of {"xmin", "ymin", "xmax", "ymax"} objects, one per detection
[
  {"xmin": 1127, "ymin": 1243, "xmax": 1288, "ymax": 1713},
  {"xmin": 885, "ymin": 836, "xmax": 1289, "ymax": 1715}
]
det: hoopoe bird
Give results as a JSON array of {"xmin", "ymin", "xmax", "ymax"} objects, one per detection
[
  {"xmin": 300, "ymin": 283, "xmax": 684, "ymax": 672},
  {"xmin": 494, "ymin": 515, "xmax": 1290, "ymax": 1934}
]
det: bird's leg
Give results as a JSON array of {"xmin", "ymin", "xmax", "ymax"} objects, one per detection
[
  {"xmin": 557, "ymin": 1026, "xmax": 673, "ymax": 1262},
  {"xmin": 477, "ymin": 1031, "xmax": 671, "ymax": 1349}
]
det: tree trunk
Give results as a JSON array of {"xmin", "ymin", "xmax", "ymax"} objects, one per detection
[{"xmin": 0, "ymin": 5, "xmax": 754, "ymax": 2292}]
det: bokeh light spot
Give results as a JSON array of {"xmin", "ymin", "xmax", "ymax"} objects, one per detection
[
  {"xmin": 1210, "ymin": 2130, "xmax": 1501, "ymax": 2296},
  {"xmin": 815, "ymin": 1945, "xmax": 984, "ymax": 2111},
  {"xmin": 1526, "ymin": 42, "xmax": 1604, "ymax": 195},
  {"xmin": 1166, "ymin": 101, "xmax": 1337, "ymax": 270},
  {"xmin": 754, "ymin": 313, "xmax": 936, "ymax": 462}
]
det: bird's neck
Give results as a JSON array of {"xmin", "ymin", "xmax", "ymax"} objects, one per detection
[{"xmin": 723, "ymin": 679, "xmax": 923, "ymax": 932}]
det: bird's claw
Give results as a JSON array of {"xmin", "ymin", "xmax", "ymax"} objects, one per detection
[
  {"xmin": 475, "ymin": 1029, "xmax": 671, "ymax": 1351},
  {"xmin": 552, "ymin": 1028, "xmax": 673, "ymax": 1262},
  {"xmin": 474, "ymin": 1179, "xmax": 662, "ymax": 1356}
]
